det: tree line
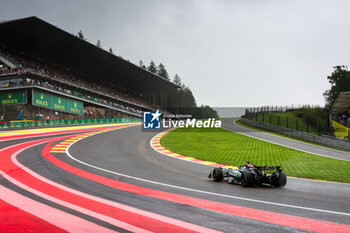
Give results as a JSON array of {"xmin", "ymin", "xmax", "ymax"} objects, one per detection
[
  {"xmin": 323, "ymin": 65, "xmax": 350, "ymax": 111},
  {"xmin": 139, "ymin": 60, "xmax": 218, "ymax": 118}
]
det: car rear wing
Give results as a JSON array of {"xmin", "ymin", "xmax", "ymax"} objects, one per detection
[
  {"xmin": 237, "ymin": 165, "xmax": 281, "ymax": 170},
  {"xmin": 255, "ymin": 166, "xmax": 281, "ymax": 170}
]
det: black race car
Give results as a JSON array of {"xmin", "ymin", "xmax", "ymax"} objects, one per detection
[{"xmin": 208, "ymin": 161, "xmax": 287, "ymax": 187}]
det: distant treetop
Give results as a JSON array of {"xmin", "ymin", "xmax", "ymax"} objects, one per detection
[
  {"xmin": 96, "ymin": 39, "xmax": 102, "ymax": 48},
  {"xmin": 77, "ymin": 30, "xmax": 87, "ymax": 41},
  {"xmin": 324, "ymin": 65, "xmax": 350, "ymax": 110},
  {"xmin": 148, "ymin": 60, "xmax": 157, "ymax": 74}
]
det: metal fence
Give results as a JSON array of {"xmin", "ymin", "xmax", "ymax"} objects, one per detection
[
  {"xmin": 244, "ymin": 112, "xmax": 320, "ymax": 135},
  {"xmin": 245, "ymin": 104, "xmax": 321, "ymax": 114},
  {"xmin": 240, "ymin": 118, "xmax": 350, "ymax": 151}
]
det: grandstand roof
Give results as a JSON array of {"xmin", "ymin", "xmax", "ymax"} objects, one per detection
[
  {"xmin": 331, "ymin": 92, "xmax": 350, "ymax": 114},
  {"xmin": 0, "ymin": 16, "xmax": 179, "ymax": 92}
]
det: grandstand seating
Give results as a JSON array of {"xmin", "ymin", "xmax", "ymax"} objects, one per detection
[
  {"xmin": 0, "ymin": 17, "xmax": 180, "ymax": 121},
  {"xmin": 0, "ymin": 49, "xmax": 163, "ymax": 118}
]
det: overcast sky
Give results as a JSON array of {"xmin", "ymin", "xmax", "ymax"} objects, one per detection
[{"xmin": 1, "ymin": 0, "xmax": 350, "ymax": 107}]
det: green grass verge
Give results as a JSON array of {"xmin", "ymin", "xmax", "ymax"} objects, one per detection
[{"xmin": 161, "ymin": 127, "xmax": 350, "ymax": 183}]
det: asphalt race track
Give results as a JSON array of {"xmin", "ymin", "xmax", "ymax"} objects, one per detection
[{"xmin": 1, "ymin": 122, "xmax": 350, "ymax": 232}]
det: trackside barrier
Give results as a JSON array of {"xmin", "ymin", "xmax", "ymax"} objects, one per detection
[
  {"xmin": 0, "ymin": 118, "xmax": 142, "ymax": 129},
  {"xmin": 240, "ymin": 118, "xmax": 350, "ymax": 151}
]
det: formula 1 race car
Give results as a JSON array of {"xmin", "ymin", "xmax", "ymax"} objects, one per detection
[{"xmin": 208, "ymin": 161, "xmax": 287, "ymax": 187}]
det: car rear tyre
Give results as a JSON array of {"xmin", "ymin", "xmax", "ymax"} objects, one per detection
[
  {"xmin": 213, "ymin": 167, "xmax": 224, "ymax": 182},
  {"xmin": 241, "ymin": 170, "xmax": 254, "ymax": 187},
  {"xmin": 271, "ymin": 171, "xmax": 287, "ymax": 187}
]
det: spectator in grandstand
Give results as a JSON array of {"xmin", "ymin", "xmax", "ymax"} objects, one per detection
[
  {"xmin": 0, "ymin": 49, "xmax": 157, "ymax": 115},
  {"xmin": 347, "ymin": 116, "xmax": 350, "ymax": 128}
]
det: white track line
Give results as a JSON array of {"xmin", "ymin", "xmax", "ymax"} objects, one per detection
[{"xmin": 65, "ymin": 128, "xmax": 350, "ymax": 217}]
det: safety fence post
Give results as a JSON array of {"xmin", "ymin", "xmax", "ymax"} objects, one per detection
[
  {"xmin": 296, "ymin": 119, "xmax": 298, "ymax": 131},
  {"xmin": 262, "ymin": 113, "xmax": 265, "ymax": 123},
  {"xmin": 318, "ymin": 123, "xmax": 321, "ymax": 136}
]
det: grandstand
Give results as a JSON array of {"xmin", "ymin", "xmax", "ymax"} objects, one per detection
[
  {"xmin": 0, "ymin": 16, "xmax": 179, "ymax": 121},
  {"xmin": 330, "ymin": 92, "xmax": 350, "ymax": 139}
]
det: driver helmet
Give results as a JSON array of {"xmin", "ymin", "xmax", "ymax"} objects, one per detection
[{"xmin": 245, "ymin": 161, "xmax": 254, "ymax": 168}]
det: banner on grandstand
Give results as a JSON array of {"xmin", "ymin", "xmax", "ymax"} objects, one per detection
[
  {"xmin": 0, "ymin": 90, "xmax": 27, "ymax": 105},
  {"xmin": 32, "ymin": 89, "xmax": 51, "ymax": 108},
  {"xmin": 68, "ymin": 99, "xmax": 83, "ymax": 114},
  {"xmin": 52, "ymin": 95, "xmax": 68, "ymax": 112},
  {"xmin": 32, "ymin": 89, "xmax": 83, "ymax": 115}
]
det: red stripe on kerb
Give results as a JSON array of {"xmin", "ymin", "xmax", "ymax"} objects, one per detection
[
  {"xmin": 0, "ymin": 199, "xmax": 66, "ymax": 233},
  {"xmin": 190, "ymin": 159, "xmax": 205, "ymax": 162},
  {"xmin": 209, "ymin": 163, "xmax": 227, "ymax": 167},
  {"xmin": 163, "ymin": 151, "xmax": 176, "ymax": 155},
  {"xmin": 173, "ymin": 155, "xmax": 187, "ymax": 158},
  {"xmin": 0, "ymin": 185, "xmax": 116, "ymax": 233},
  {"xmin": 43, "ymin": 144, "xmax": 350, "ymax": 233}
]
